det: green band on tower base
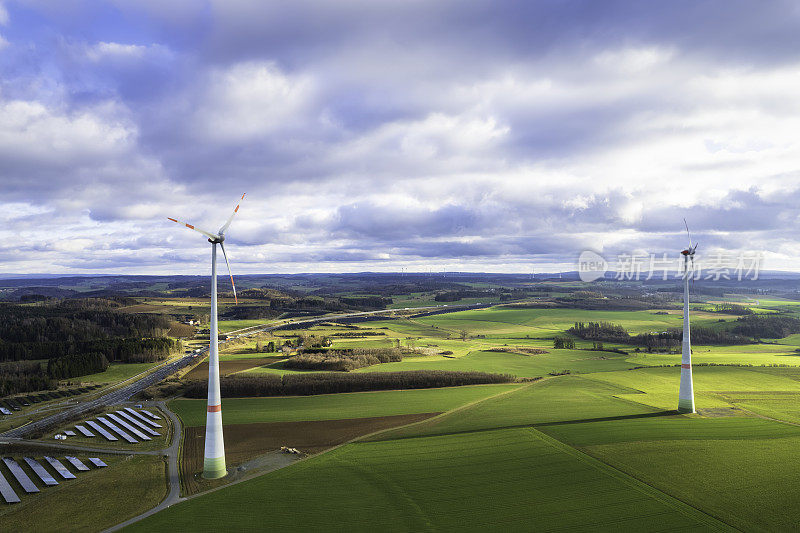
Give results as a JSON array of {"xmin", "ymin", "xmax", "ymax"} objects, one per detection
[
  {"xmin": 677, "ymin": 399, "xmax": 695, "ymax": 414},
  {"xmin": 203, "ymin": 456, "xmax": 227, "ymax": 479}
]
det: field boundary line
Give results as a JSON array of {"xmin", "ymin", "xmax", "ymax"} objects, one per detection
[
  {"xmin": 355, "ymin": 379, "xmax": 546, "ymax": 443},
  {"xmin": 528, "ymin": 428, "xmax": 737, "ymax": 532}
]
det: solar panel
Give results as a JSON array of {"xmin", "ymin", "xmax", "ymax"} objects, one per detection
[
  {"xmin": 85, "ymin": 420, "xmax": 118, "ymax": 441},
  {"xmin": 0, "ymin": 470, "xmax": 20, "ymax": 503},
  {"xmin": 115, "ymin": 411, "xmax": 160, "ymax": 437},
  {"xmin": 88, "ymin": 458, "xmax": 107, "ymax": 468},
  {"xmin": 64, "ymin": 430, "xmax": 76, "ymax": 436},
  {"xmin": 44, "ymin": 457, "xmax": 76, "ymax": 480},
  {"xmin": 65, "ymin": 456, "xmax": 89, "ymax": 471},
  {"xmin": 96, "ymin": 416, "xmax": 138, "ymax": 443},
  {"xmin": 140, "ymin": 409, "xmax": 161, "ymax": 420},
  {"xmin": 105, "ymin": 413, "xmax": 151, "ymax": 441},
  {"xmin": 2, "ymin": 458, "xmax": 39, "ymax": 493},
  {"xmin": 75, "ymin": 425, "xmax": 95, "ymax": 437},
  {"xmin": 23, "ymin": 458, "xmax": 58, "ymax": 486},
  {"xmin": 124, "ymin": 408, "xmax": 163, "ymax": 428}
]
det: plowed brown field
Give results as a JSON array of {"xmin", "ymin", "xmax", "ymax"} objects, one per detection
[{"xmin": 181, "ymin": 412, "xmax": 439, "ymax": 494}]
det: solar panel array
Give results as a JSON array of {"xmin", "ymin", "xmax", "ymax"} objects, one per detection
[
  {"xmin": 125, "ymin": 407, "xmax": 163, "ymax": 428},
  {"xmin": 105, "ymin": 413, "xmax": 150, "ymax": 441},
  {"xmin": 75, "ymin": 425, "xmax": 95, "ymax": 437},
  {"xmin": 85, "ymin": 420, "xmax": 118, "ymax": 441},
  {"xmin": 0, "ymin": 470, "xmax": 20, "ymax": 503},
  {"xmin": 116, "ymin": 410, "xmax": 160, "ymax": 436},
  {"xmin": 2, "ymin": 458, "xmax": 39, "ymax": 493},
  {"xmin": 44, "ymin": 457, "xmax": 76, "ymax": 480},
  {"xmin": 96, "ymin": 416, "xmax": 137, "ymax": 443},
  {"xmin": 66, "ymin": 408, "xmax": 163, "ymax": 445},
  {"xmin": 24, "ymin": 458, "xmax": 58, "ymax": 486},
  {"xmin": 65, "ymin": 456, "xmax": 89, "ymax": 471},
  {"xmin": 1, "ymin": 406, "xmax": 162, "ymax": 504},
  {"xmin": 141, "ymin": 409, "xmax": 161, "ymax": 420},
  {"xmin": 1, "ymin": 455, "xmax": 111, "ymax": 504}
]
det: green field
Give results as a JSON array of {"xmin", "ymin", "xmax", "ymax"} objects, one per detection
[
  {"xmin": 358, "ymin": 348, "xmax": 637, "ymax": 376},
  {"xmin": 127, "ymin": 426, "xmax": 723, "ymax": 532},
  {"xmin": 118, "ymin": 301, "xmax": 800, "ymax": 530},
  {"xmin": 79, "ymin": 362, "xmax": 161, "ymax": 384},
  {"xmin": 169, "ymin": 383, "xmax": 523, "ymax": 427}
]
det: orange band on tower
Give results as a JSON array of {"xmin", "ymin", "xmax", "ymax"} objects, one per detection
[
  {"xmin": 207, "ymin": 404, "xmax": 221, "ymax": 412},
  {"xmin": 681, "ymin": 364, "xmax": 691, "ymax": 369}
]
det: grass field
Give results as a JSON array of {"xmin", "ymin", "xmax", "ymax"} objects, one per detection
[
  {"xmin": 358, "ymin": 348, "xmax": 637, "ymax": 376},
  {"xmin": 169, "ymin": 383, "xmax": 522, "ymax": 427},
  {"xmin": 128, "ymin": 425, "xmax": 724, "ymax": 532},
  {"xmin": 585, "ymin": 365, "xmax": 800, "ymax": 411},
  {"xmin": 116, "ymin": 302, "xmax": 800, "ymax": 530},
  {"xmin": 79, "ymin": 362, "xmax": 161, "ymax": 384}
]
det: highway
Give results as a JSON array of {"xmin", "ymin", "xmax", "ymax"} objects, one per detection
[
  {"xmin": 0, "ymin": 302, "xmax": 493, "ymax": 439},
  {"xmin": 0, "ymin": 353, "xmax": 198, "ymax": 438}
]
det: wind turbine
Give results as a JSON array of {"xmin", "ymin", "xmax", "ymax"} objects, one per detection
[
  {"xmin": 678, "ymin": 219, "xmax": 698, "ymax": 414},
  {"xmin": 168, "ymin": 192, "xmax": 245, "ymax": 479}
]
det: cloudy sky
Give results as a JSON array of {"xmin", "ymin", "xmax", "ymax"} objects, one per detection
[{"xmin": 1, "ymin": 1, "xmax": 800, "ymax": 275}]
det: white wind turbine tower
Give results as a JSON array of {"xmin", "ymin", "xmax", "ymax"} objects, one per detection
[
  {"xmin": 168, "ymin": 193, "xmax": 245, "ymax": 479},
  {"xmin": 678, "ymin": 219, "xmax": 698, "ymax": 414}
]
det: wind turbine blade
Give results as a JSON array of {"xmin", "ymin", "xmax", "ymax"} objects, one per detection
[
  {"xmin": 167, "ymin": 217, "xmax": 219, "ymax": 241},
  {"xmin": 218, "ymin": 193, "xmax": 246, "ymax": 235},
  {"xmin": 683, "ymin": 218, "xmax": 692, "ymax": 249},
  {"xmin": 219, "ymin": 241, "xmax": 237, "ymax": 304}
]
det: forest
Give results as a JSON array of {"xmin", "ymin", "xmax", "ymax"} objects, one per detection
[{"xmin": 0, "ymin": 299, "xmax": 179, "ymax": 396}]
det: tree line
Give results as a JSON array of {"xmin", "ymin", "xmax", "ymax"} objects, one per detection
[
  {"xmin": 567, "ymin": 322, "xmax": 630, "ymax": 342},
  {"xmin": 566, "ymin": 320, "xmax": 754, "ymax": 352},
  {"xmin": 0, "ymin": 337, "xmax": 181, "ymax": 363},
  {"xmin": 282, "ymin": 348, "xmax": 403, "ymax": 371},
  {"xmin": 731, "ymin": 314, "xmax": 800, "ymax": 339},
  {"xmin": 184, "ymin": 370, "xmax": 514, "ymax": 397},
  {"xmin": 0, "ymin": 361, "xmax": 53, "ymax": 397},
  {"xmin": 47, "ymin": 352, "xmax": 109, "ymax": 379}
]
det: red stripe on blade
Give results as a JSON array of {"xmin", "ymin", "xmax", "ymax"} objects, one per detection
[
  {"xmin": 186, "ymin": 224, "xmax": 194, "ymax": 229},
  {"xmin": 207, "ymin": 404, "xmax": 221, "ymax": 412}
]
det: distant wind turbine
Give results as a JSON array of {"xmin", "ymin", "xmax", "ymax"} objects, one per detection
[
  {"xmin": 678, "ymin": 219, "xmax": 698, "ymax": 414},
  {"xmin": 168, "ymin": 192, "xmax": 245, "ymax": 479}
]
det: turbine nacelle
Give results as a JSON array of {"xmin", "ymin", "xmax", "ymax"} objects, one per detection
[{"xmin": 167, "ymin": 193, "xmax": 246, "ymax": 304}]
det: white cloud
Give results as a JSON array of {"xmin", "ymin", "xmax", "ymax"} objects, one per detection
[
  {"xmin": 0, "ymin": 33, "xmax": 8, "ymax": 50},
  {"xmin": 194, "ymin": 61, "xmax": 313, "ymax": 141},
  {"xmin": 0, "ymin": 3, "xmax": 7, "ymax": 26},
  {"xmin": 0, "ymin": 100, "xmax": 135, "ymax": 163},
  {"xmin": 88, "ymin": 42, "xmax": 149, "ymax": 60},
  {"xmin": 594, "ymin": 46, "xmax": 675, "ymax": 73}
]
